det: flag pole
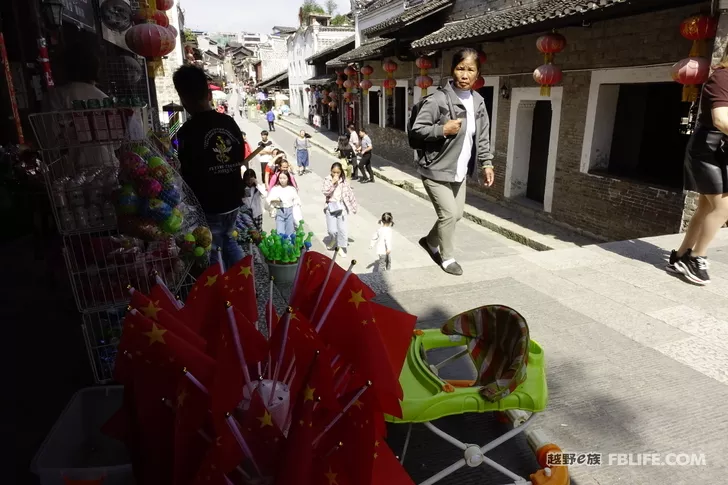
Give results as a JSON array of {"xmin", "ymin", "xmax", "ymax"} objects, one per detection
[
  {"xmin": 287, "ymin": 246, "xmax": 307, "ymax": 304},
  {"xmin": 196, "ymin": 427, "xmax": 251, "ymax": 481},
  {"xmin": 310, "ymin": 248, "xmax": 338, "ymax": 321},
  {"xmin": 333, "ymin": 364, "xmax": 352, "ymax": 396},
  {"xmin": 282, "ymin": 355, "xmax": 296, "ymax": 384},
  {"xmin": 312, "ymin": 381, "xmax": 370, "ymax": 447},
  {"xmin": 226, "ymin": 413, "xmax": 262, "ymax": 477},
  {"xmin": 182, "ymin": 367, "xmax": 209, "ymax": 395},
  {"xmin": 225, "ymin": 301, "xmax": 252, "ymax": 388},
  {"xmin": 314, "ymin": 260, "xmax": 356, "ymax": 332},
  {"xmin": 283, "ymin": 351, "xmax": 320, "ymax": 433},
  {"xmin": 267, "ymin": 276, "xmax": 274, "ymax": 336},
  {"xmin": 267, "ymin": 307, "xmax": 292, "ymax": 407},
  {"xmin": 152, "ymin": 270, "xmax": 182, "ymax": 310},
  {"xmin": 216, "ymin": 247, "xmax": 225, "ymax": 273},
  {"xmin": 249, "ymin": 244, "xmax": 256, "ymax": 299}
]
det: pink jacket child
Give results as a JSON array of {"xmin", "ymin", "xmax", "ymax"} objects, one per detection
[
  {"xmin": 322, "ymin": 175, "xmax": 358, "ymax": 214},
  {"xmin": 267, "ymin": 170, "xmax": 298, "ymax": 191}
]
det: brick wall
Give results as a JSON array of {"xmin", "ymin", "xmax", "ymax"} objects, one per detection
[{"xmin": 441, "ymin": 3, "xmax": 704, "ymax": 240}]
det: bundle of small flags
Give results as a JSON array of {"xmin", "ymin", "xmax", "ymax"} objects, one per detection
[{"xmin": 103, "ymin": 249, "xmax": 418, "ymax": 485}]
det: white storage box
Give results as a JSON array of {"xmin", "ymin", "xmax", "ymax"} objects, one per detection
[{"xmin": 31, "ymin": 386, "xmax": 134, "ymax": 485}]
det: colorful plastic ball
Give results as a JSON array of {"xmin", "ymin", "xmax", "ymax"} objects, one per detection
[
  {"xmin": 147, "ymin": 156, "xmax": 166, "ymax": 169},
  {"xmin": 161, "ymin": 214, "xmax": 183, "ymax": 234},
  {"xmin": 151, "ymin": 164, "xmax": 174, "ymax": 184},
  {"xmin": 192, "ymin": 226, "xmax": 212, "ymax": 249},
  {"xmin": 120, "ymin": 152, "xmax": 147, "ymax": 180},
  {"xmin": 118, "ymin": 194, "xmax": 138, "ymax": 215},
  {"xmin": 147, "ymin": 198, "xmax": 173, "ymax": 222},
  {"xmin": 137, "ymin": 177, "xmax": 163, "ymax": 198},
  {"xmin": 184, "ymin": 233, "xmax": 196, "ymax": 243},
  {"xmin": 159, "ymin": 185, "xmax": 181, "ymax": 206},
  {"xmin": 193, "ymin": 246, "xmax": 205, "ymax": 257},
  {"xmin": 132, "ymin": 145, "xmax": 152, "ymax": 159},
  {"xmin": 232, "ymin": 230, "xmax": 239, "ymax": 238},
  {"xmin": 119, "ymin": 184, "xmax": 136, "ymax": 196}
]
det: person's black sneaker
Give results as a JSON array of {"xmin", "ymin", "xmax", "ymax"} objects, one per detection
[
  {"xmin": 666, "ymin": 249, "xmax": 689, "ymax": 275},
  {"xmin": 442, "ymin": 261, "xmax": 463, "ymax": 276},
  {"xmin": 678, "ymin": 253, "xmax": 710, "ymax": 285},
  {"xmin": 418, "ymin": 237, "xmax": 442, "ymax": 265}
]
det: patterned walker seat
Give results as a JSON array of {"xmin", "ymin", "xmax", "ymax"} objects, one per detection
[{"xmin": 387, "ymin": 305, "xmax": 569, "ymax": 485}]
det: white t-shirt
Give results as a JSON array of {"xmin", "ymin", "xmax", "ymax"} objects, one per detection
[
  {"xmin": 454, "ymin": 88, "xmax": 476, "ymax": 183},
  {"xmin": 371, "ymin": 225, "xmax": 393, "ymax": 255},
  {"xmin": 267, "ymin": 185, "xmax": 301, "ymax": 209}
]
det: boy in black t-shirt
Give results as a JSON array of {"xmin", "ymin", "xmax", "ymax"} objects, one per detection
[{"xmin": 173, "ymin": 65, "xmax": 244, "ymax": 269}]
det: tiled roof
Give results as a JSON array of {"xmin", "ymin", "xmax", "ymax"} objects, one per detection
[
  {"xmin": 303, "ymin": 74, "xmax": 337, "ymax": 85},
  {"xmin": 258, "ymin": 70, "xmax": 289, "ymax": 88},
  {"xmin": 306, "ymin": 35, "xmax": 356, "ymax": 64},
  {"xmin": 319, "ymin": 26, "xmax": 356, "ymax": 32},
  {"xmin": 326, "ymin": 37, "xmax": 396, "ymax": 67},
  {"xmin": 363, "ymin": 0, "xmax": 453, "ymax": 36},
  {"xmin": 362, "ymin": 0, "xmax": 398, "ymax": 13},
  {"xmin": 411, "ymin": 0, "xmax": 626, "ymax": 49}
]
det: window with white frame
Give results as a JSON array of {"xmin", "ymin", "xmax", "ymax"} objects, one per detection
[
  {"xmin": 581, "ymin": 67, "xmax": 691, "ymax": 190},
  {"xmin": 368, "ymin": 87, "xmax": 381, "ymax": 126}
]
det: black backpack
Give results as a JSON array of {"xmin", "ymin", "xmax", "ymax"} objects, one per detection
[{"xmin": 407, "ymin": 87, "xmax": 454, "ymax": 150}]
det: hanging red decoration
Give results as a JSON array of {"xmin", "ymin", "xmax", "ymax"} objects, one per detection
[
  {"xmin": 360, "ymin": 79, "xmax": 373, "ymax": 92},
  {"xmin": 167, "ymin": 24, "xmax": 178, "ymax": 37},
  {"xmin": 343, "ymin": 79, "xmax": 353, "ymax": 91},
  {"xmin": 329, "ymin": 100, "xmax": 337, "ymax": 110},
  {"xmin": 329, "ymin": 91, "xmax": 337, "ymax": 100},
  {"xmin": 383, "ymin": 60, "xmax": 398, "ymax": 95},
  {"xmin": 416, "ymin": 75, "xmax": 433, "ymax": 91},
  {"xmin": 152, "ymin": 10, "xmax": 169, "ymax": 27},
  {"xmin": 533, "ymin": 64, "xmax": 563, "ymax": 93},
  {"xmin": 155, "ymin": 0, "xmax": 174, "ymax": 11},
  {"xmin": 415, "ymin": 56, "xmax": 433, "ymax": 71},
  {"xmin": 125, "ymin": 23, "xmax": 176, "ymax": 77},
  {"xmin": 534, "ymin": 31, "xmax": 566, "ymax": 96},
  {"xmin": 336, "ymin": 76, "xmax": 344, "ymax": 87},
  {"xmin": 322, "ymin": 89, "xmax": 329, "ymax": 98},
  {"xmin": 680, "ymin": 14, "xmax": 718, "ymax": 57},
  {"xmin": 472, "ymin": 76, "xmax": 485, "ymax": 90},
  {"xmin": 415, "ymin": 56, "xmax": 433, "ymax": 95},
  {"xmin": 305, "ymin": 87, "xmax": 310, "ymax": 92},
  {"xmin": 344, "ymin": 66, "xmax": 356, "ymax": 77},
  {"xmin": 359, "ymin": 65, "xmax": 373, "ymax": 95},
  {"xmin": 360, "ymin": 65, "xmax": 374, "ymax": 76},
  {"xmin": 382, "ymin": 60, "xmax": 398, "ymax": 74},
  {"xmin": 382, "ymin": 78, "xmax": 397, "ymax": 95},
  {"xmin": 671, "ymin": 57, "xmax": 710, "ymax": 102}
]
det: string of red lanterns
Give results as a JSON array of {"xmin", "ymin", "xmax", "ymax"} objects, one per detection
[
  {"xmin": 382, "ymin": 59, "xmax": 398, "ymax": 95},
  {"xmin": 360, "ymin": 65, "xmax": 373, "ymax": 94},
  {"xmin": 672, "ymin": 14, "xmax": 717, "ymax": 102},
  {"xmin": 125, "ymin": 0, "xmax": 177, "ymax": 78},
  {"xmin": 415, "ymin": 56, "xmax": 433, "ymax": 96},
  {"xmin": 533, "ymin": 32, "xmax": 566, "ymax": 96}
]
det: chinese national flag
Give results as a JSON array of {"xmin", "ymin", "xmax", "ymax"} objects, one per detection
[
  {"xmin": 209, "ymin": 307, "xmax": 269, "ymax": 421},
  {"xmin": 369, "ymin": 302, "xmax": 417, "ymax": 385},
  {"xmin": 310, "ymin": 446, "xmax": 352, "ymax": 485},
  {"xmin": 371, "ymin": 440, "xmax": 415, "ymax": 485},
  {"xmin": 173, "ymin": 378, "xmax": 211, "ymax": 485},
  {"xmin": 130, "ymin": 290, "xmax": 207, "ymax": 350},
  {"xmin": 237, "ymin": 388, "xmax": 285, "ymax": 474},
  {"xmin": 289, "ymin": 251, "xmax": 341, "ymax": 319},
  {"xmin": 178, "ymin": 264, "xmax": 225, "ymax": 340},
  {"xmin": 219, "ymin": 256, "xmax": 258, "ymax": 325},
  {"xmin": 150, "ymin": 282, "xmax": 182, "ymax": 314}
]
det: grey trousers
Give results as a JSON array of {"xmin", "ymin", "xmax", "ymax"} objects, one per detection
[
  {"xmin": 422, "ymin": 177, "xmax": 466, "ymax": 261},
  {"xmin": 325, "ymin": 209, "xmax": 348, "ymax": 249}
]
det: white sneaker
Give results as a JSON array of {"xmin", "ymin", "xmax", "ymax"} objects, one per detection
[{"xmin": 338, "ymin": 248, "xmax": 348, "ymax": 258}]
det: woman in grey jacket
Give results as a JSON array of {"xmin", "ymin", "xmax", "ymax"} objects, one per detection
[{"xmin": 409, "ymin": 47, "xmax": 495, "ymax": 275}]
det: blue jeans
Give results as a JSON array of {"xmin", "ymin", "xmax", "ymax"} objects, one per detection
[
  {"xmin": 276, "ymin": 207, "xmax": 295, "ymax": 236},
  {"xmin": 206, "ymin": 208, "xmax": 244, "ymax": 271},
  {"xmin": 325, "ymin": 208, "xmax": 348, "ymax": 249}
]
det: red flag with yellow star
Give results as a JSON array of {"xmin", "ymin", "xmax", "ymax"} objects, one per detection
[
  {"xmin": 150, "ymin": 283, "xmax": 183, "ymax": 314},
  {"xmin": 178, "ymin": 264, "xmax": 225, "ymax": 337},
  {"xmin": 172, "ymin": 377, "xmax": 211, "ymax": 485},
  {"xmin": 238, "ymin": 387, "xmax": 285, "ymax": 474},
  {"xmin": 310, "ymin": 445, "xmax": 352, "ymax": 485},
  {"xmin": 369, "ymin": 302, "xmax": 417, "ymax": 388},
  {"xmin": 219, "ymin": 255, "xmax": 258, "ymax": 325},
  {"xmin": 209, "ymin": 306, "xmax": 269, "ymax": 422},
  {"xmin": 288, "ymin": 252, "xmax": 355, "ymax": 320},
  {"xmin": 130, "ymin": 290, "xmax": 207, "ymax": 350},
  {"xmin": 370, "ymin": 440, "xmax": 415, "ymax": 485}
]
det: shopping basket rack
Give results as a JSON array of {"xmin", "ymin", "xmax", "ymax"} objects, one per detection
[{"xmin": 388, "ymin": 305, "xmax": 569, "ymax": 485}]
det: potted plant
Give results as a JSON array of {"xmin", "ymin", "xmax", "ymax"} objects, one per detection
[{"xmin": 258, "ymin": 221, "xmax": 313, "ymax": 284}]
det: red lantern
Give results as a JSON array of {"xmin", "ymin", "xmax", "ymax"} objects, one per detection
[
  {"xmin": 156, "ymin": 0, "xmax": 174, "ymax": 11},
  {"xmin": 360, "ymin": 79, "xmax": 373, "ymax": 93},
  {"xmin": 671, "ymin": 57, "xmax": 710, "ymax": 102},
  {"xmin": 472, "ymin": 76, "xmax": 485, "ymax": 90},
  {"xmin": 152, "ymin": 10, "xmax": 169, "ymax": 27},
  {"xmin": 360, "ymin": 65, "xmax": 374, "ymax": 76},
  {"xmin": 343, "ymin": 92, "xmax": 352, "ymax": 102},
  {"xmin": 382, "ymin": 60, "xmax": 398, "ymax": 74},
  {"xmin": 336, "ymin": 77, "xmax": 344, "ymax": 87},
  {"xmin": 167, "ymin": 24, "xmax": 178, "ymax": 37},
  {"xmin": 329, "ymin": 91, "xmax": 337, "ymax": 100},
  {"xmin": 415, "ymin": 56, "xmax": 432, "ymax": 71},
  {"xmin": 125, "ymin": 23, "xmax": 176, "ymax": 77},
  {"xmin": 478, "ymin": 51, "xmax": 487, "ymax": 65},
  {"xmin": 329, "ymin": 100, "xmax": 337, "ymax": 110},
  {"xmin": 416, "ymin": 75, "xmax": 433, "ymax": 94},
  {"xmin": 343, "ymin": 79, "xmax": 353, "ymax": 90},
  {"xmin": 305, "ymin": 87, "xmax": 310, "ymax": 92},
  {"xmin": 344, "ymin": 66, "xmax": 356, "ymax": 76},
  {"xmin": 680, "ymin": 15, "xmax": 718, "ymax": 57},
  {"xmin": 322, "ymin": 89, "xmax": 329, "ymax": 98},
  {"xmin": 382, "ymin": 78, "xmax": 397, "ymax": 95},
  {"xmin": 536, "ymin": 33, "xmax": 567, "ymax": 57},
  {"xmin": 533, "ymin": 64, "xmax": 562, "ymax": 96}
]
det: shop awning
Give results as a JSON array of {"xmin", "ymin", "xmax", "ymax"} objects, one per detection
[
  {"xmin": 303, "ymin": 74, "xmax": 336, "ymax": 85},
  {"xmin": 306, "ymin": 35, "xmax": 355, "ymax": 64},
  {"xmin": 326, "ymin": 37, "xmax": 396, "ymax": 67},
  {"xmin": 363, "ymin": 0, "xmax": 453, "ymax": 37},
  {"xmin": 258, "ymin": 70, "xmax": 289, "ymax": 88},
  {"xmin": 412, "ymin": 0, "xmax": 626, "ymax": 50}
]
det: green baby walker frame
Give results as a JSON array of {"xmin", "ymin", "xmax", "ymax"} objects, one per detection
[{"xmin": 387, "ymin": 305, "xmax": 570, "ymax": 485}]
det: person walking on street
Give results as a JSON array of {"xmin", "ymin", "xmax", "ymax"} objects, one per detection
[
  {"xmin": 370, "ymin": 212, "xmax": 394, "ymax": 271},
  {"xmin": 258, "ymin": 130, "xmax": 274, "ymax": 176},
  {"xmin": 295, "ymin": 129, "xmax": 311, "ymax": 176},
  {"xmin": 358, "ymin": 127, "xmax": 374, "ymax": 183},
  {"xmin": 322, "ymin": 162, "xmax": 358, "ymax": 257},
  {"xmin": 335, "ymin": 135, "xmax": 353, "ymax": 179},
  {"xmin": 409, "ymin": 47, "xmax": 495, "ymax": 276},
  {"xmin": 266, "ymin": 108, "xmax": 276, "ymax": 131},
  {"xmin": 267, "ymin": 172, "xmax": 301, "ymax": 236},
  {"xmin": 347, "ymin": 124, "xmax": 362, "ymax": 180},
  {"xmin": 667, "ymin": 50, "xmax": 728, "ymax": 285},
  {"xmin": 173, "ymin": 65, "xmax": 246, "ymax": 269}
]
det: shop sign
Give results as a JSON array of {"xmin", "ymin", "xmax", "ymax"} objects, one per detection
[{"xmin": 61, "ymin": 0, "xmax": 97, "ymax": 33}]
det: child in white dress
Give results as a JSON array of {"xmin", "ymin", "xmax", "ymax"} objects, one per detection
[{"xmin": 370, "ymin": 212, "xmax": 394, "ymax": 271}]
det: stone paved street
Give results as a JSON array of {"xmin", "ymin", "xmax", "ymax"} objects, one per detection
[{"xmin": 232, "ymin": 96, "xmax": 728, "ymax": 485}]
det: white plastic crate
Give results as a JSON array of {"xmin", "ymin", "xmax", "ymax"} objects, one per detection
[{"xmin": 31, "ymin": 386, "xmax": 134, "ymax": 485}]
